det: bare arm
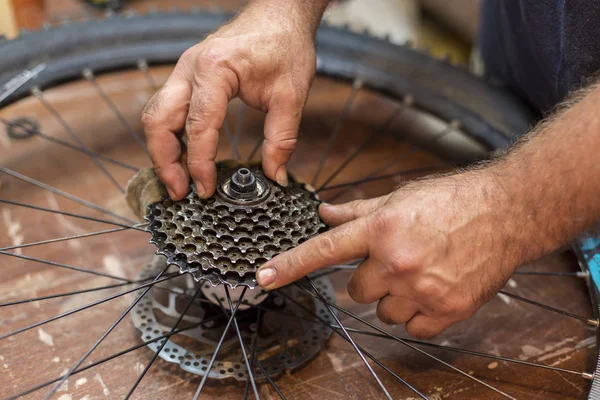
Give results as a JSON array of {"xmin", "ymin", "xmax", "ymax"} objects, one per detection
[
  {"xmin": 256, "ymin": 81, "xmax": 600, "ymax": 338},
  {"xmin": 489, "ymin": 83, "xmax": 600, "ymax": 263},
  {"xmin": 142, "ymin": 0, "xmax": 330, "ymax": 200}
]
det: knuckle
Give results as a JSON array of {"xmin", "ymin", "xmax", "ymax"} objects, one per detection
[
  {"xmin": 384, "ymin": 248, "xmax": 424, "ymax": 276},
  {"xmin": 315, "ymin": 235, "xmax": 335, "ymax": 261},
  {"xmin": 141, "ymin": 108, "xmax": 160, "ymax": 129},
  {"xmin": 368, "ymin": 211, "xmax": 390, "ymax": 236},
  {"xmin": 264, "ymin": 135, "xmax": 298, "ymax": 152},
  {"xmin": 185, "ymin": 115, "xmax": 209, "ymax": 135},
  {"xmin": 413, "ymin": 278, "xmax": 438, "ymax": 298},
  {"xmin": 178, "ymin": 48, "xmax": 194, "ymax": 67},
  {"xmin": 347, "ymin": 200, "xmax": 364, "ymax": 219},
  {"xmin": 197, "ymin": 47, "xmax": 232, "ymax": 72},
  {"xmin": 386, "ymin": 254, "xmax": 409, "ymax": 276}
]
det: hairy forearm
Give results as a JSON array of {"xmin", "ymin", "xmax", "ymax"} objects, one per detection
[
  {"xmin": 488, "ymin": 81, "xmax": 600, "ymax": 263},
  {"xmin": 245, "ymin": 0, "xmax": 330, "ymax": 37}
]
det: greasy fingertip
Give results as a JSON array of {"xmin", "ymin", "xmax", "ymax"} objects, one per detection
[
  {"xmin": 275, "ymin": 165, "xmax": 289, "ymax": 187},
  {"xmin": 187, "ymin": 160, "xmax": 217, "ymax": 199},
  {"xmin": 194, "ymin": 180, "xmax": 207, "ymax": 198},
  {"xmin": 156, "ymin": 163, "xmax": 190, "ymax": 201},
  {"xmin": 165, "ymin": 186, "xmax": 178, "ymax": 201}
]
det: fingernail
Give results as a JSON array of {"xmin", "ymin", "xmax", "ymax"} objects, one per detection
[
  {"xmin": 257, "ymin": 267, "xmax": 276, "ymax": 287},
  {"xmin": 276, "ymin": 168, "xmax": 288, "ymax": 187},
  {"xmin": 194, "ymin": 181, "xmax": 206, "ymax": 198}
]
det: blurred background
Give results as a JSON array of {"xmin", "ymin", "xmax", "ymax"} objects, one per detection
[{"xmin": 0, "ymin": 0, "xmax": 479, "ymax": 66}]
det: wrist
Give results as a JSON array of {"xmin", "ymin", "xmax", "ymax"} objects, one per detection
[
  {"xmin": 244, "ymin": 0, "xmax": 328, "ymax": 38},
  {"xmin": 481, "ymin": 160, "xmax": 561, "ymax": 267}
]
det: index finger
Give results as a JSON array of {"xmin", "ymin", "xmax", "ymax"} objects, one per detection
[
  {"xmin": 256, "ymin": 218, "xmax": 370, "ymax": 289},
  {"xmin": 185, "ymin": 67, "xmax": 236, "ymax": 198}
]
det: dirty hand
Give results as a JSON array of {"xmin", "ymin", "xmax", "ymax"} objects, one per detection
[
  {"xmin": 142, "ymin": 2, "xmax": 323, "ymax": 200},
  {"xmin": 257, "ymin": 171, "xmax": 521, "ymax": 338}
]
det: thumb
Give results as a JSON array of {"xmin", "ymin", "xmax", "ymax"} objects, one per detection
[
  {"xmin": 319, "ymin": 194, "xmax": 389, "ymax": 226},
  {"xmin": 256, "ymin": 217, "xmax": 369, "ymax": 290},
  {"xmin": 261, "ymin": 89, "xmax": 305, "ymax": 186}
]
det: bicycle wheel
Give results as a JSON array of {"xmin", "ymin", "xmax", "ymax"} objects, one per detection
[{"xmin": 0, "ymin": 9, "xmax": 597, "ymax": 400}]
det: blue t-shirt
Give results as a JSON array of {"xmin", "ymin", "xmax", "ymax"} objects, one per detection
[{"xmin": 479, "ymin": 0, "xmax": 600, "ymax": 114}]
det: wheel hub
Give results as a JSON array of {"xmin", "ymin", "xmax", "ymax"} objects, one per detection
[{"xmin": 132, "ymin": 257, "xmax": 336, "ymax": 381}]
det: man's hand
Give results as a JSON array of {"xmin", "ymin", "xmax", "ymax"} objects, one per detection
[
  {"xmin": 256, "ymin": 172, "xmax": 521, "ymax": 338},
  {"xmin": 257, "ymin": 79, "xmax": 600, "ymax": 338},
  {"xmin": 142, "ymin": 1, "xmax": 328, "ymax": 200}
]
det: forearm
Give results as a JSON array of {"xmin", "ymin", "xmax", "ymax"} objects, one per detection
[
  {"xmin": 488, "ymin": 81, "xmax": 600, "ymax": 263},
  {"xmin": 244, "ymin": 0, "xmax": 330, "ymax": 37}
]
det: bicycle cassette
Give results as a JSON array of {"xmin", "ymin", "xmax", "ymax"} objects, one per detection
[{"xmin": 128, "ymin": 161, "xmax": 327, "ymax": 288}]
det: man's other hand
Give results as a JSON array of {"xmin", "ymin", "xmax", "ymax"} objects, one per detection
[
  {"xmin": 141, "ymin": 3, "xmax": 317, "ymax": 200},
  {"xmin": 257, "ymin": 172, "xmax": 520, "ymax": 338}
]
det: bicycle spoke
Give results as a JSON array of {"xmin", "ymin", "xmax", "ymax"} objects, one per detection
[
  {"xmin": 124, "ymin": 284, "xmax": 202, "ymax": 399},
  {"xmin": 295, "ymin": 283, "xmax": 518, "ymax": 400},
  {"xmin": 215, "ymin": 288, "xmax": 260, "ymax": 399},
  {"xmin": 137, "ymin": 59, "xmax": 158, "ymax": 91},
  {"xmin": 244, "ymin": 308, "xmax": 263, "ymax": 400},
  {"xmin": 0, "ymin": 166, "xmax": 136, "ymax": 224},
  {"xmin": 219, "ymin": 290, "xmax": 595, "ymax": 384},
  {"xmin": 311, "ymin": 78, "xmax": 363, "ymax": 186},
  {"xmin": 0, "ymin": 199, "xmax": 142, "ymax": 230},
  {"xmin": 499, "ymin": 290, "xmax": 599, "ymax": 326},
  {"xmin": 0, "ymin": 117, "xmax": 140, "ymax": 171},
  {"xmin": 0, "ymin": 223, "xmax": 148, "ymax": 252},
  {"xmin": 219, "ymin": 292, "xmax": 287, "ymax": 400},
  {"xmin": 317, "ymin": 164, "xmax": 447, "ymax": 192},
  {"xmin": 0, "ymin": 273, "xmax": 176, "ymax": 341},
  {"xmin": 326, "ymin": 121, "xmax": 459, "ymax": 202},
  {"xmin": 0, "ymin": 281, "xmax": 135, "ymax": 307},
  {"xmin": 316, "ymin": 101, "xmax": 407, "ymax": 192},
  {"xmin": 83, "ymin": 68, "xmax": 148, "ymax": 153},
  {"xmin": 304, "ymin": 277, "xmax": 392, "ymax": 400},
  {"xmin": 252, "ymin": 299, "xmax": 593, "ymax": 380},
  {"xmin": 0, "ymin": 251, "xmax": 134, "ymax": 282},
  {"xmin": 193, "ymin": 286, "xmax": 248, "ymax": 400},
  {"xmin": 4, "ymin": 318, "xmax": 214, "ymax": 400},
  {"xmin": 348, "ymin": 328, "xmax": 594, "ymax": 379},
  {"xmin": 277, "ymin": 287, "xmax": 426, "ymax": 399},
  {"xmin": 31, "ymin": 86, "xmax": 126, "ymax": 193},
  {"xmin": 43, "ymin": 264, "xmax": 171, "ymax": 399}
]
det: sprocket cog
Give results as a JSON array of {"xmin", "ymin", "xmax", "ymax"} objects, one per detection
[{"xmin": 145, "ymin": 161, "xmax": 327, "ymax": 288}]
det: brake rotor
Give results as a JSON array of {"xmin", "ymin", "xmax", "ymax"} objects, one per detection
[
  {"xmin": 132, "ymin": 256, "xmax": 336, "ymax": 381},
  {"xmin": 144, "ymin": 161, "xmax": 327, "ymax": 288}
]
